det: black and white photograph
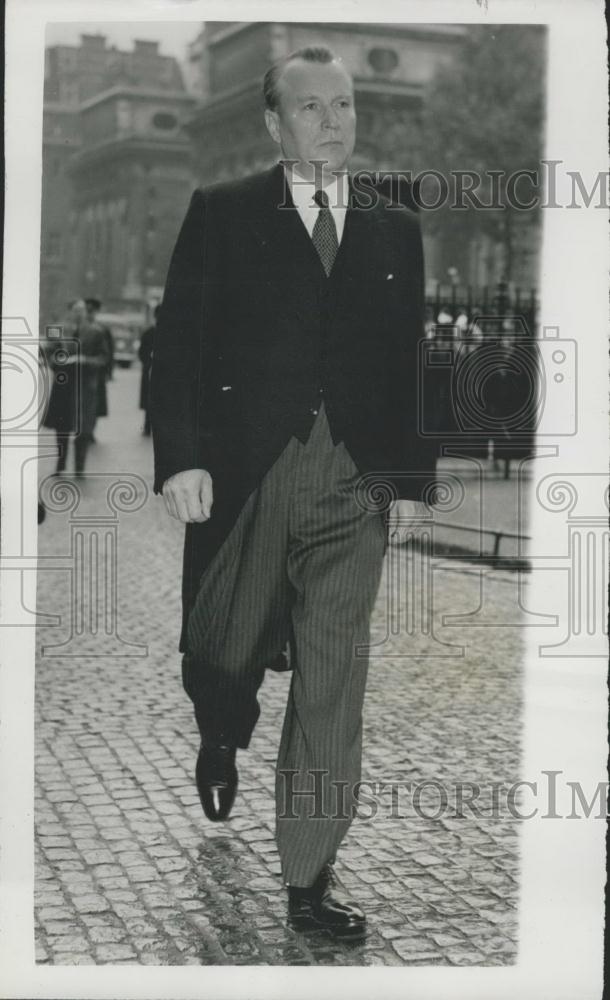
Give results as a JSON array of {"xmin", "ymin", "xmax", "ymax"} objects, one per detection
[{"xmin": 1, "ymin": 1, "xmax": 608, "ymax": 997}]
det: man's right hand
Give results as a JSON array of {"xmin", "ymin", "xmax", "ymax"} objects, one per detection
[{"xmin": 162, "ymin": 469, "xmax": 213, "ymax": 523}]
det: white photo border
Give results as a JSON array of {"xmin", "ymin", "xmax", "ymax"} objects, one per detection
[{"xmin": 1, "ymin": 0, "xmax": 608, "ymax": 997}]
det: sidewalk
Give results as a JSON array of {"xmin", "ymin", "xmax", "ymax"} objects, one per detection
[
  {"xmin": 433, "ymin": 458, "xmax": 532, "ymax": 561},
  {"xmin": 34, "ymin": 368, "xmax": 523, "ymax": 966}
]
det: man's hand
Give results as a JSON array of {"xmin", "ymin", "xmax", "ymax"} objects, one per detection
[
  {"xmin": 162, "ymin": 469, "xmax": 213, "ymax": 523},
  {"xmin": 387, "ymin": 498, "xmax": 432, "ymax": 543}
]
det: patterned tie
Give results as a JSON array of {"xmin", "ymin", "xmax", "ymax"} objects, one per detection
[{"xmin": 312, "ymin": 189, "xmax": 339, "ymax": 276}]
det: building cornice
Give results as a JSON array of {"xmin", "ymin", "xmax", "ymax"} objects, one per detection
[
  {"xmin": 298, "ymin": 22, "xmax": 467, "ymax": 41},
  {"xmin": 353, "ymin": 78, "xmax": 423, "ymax": 100},
  {"xmin": 205, "ymin": 20, "xmax": 467, "ymax": 47},
  {"xmin": 206, "ymin": 22, "xmax": 251, "ymax": 47},
  {"xmin": 43, "ymin": 137, "xmax": 82, "ymax": 149},
  {"xmin": 43, "ymin": 102, "xmax": 80, "ymax": 113},
  {"xmin": 68, "ymin": 135, "xmax": 193, "ymax": 172},
  {"xmin": 79, "ymin": 86, "xmax": 195, "ymax": 112}
]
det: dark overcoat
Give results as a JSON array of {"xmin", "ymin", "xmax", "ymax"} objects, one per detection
[
  {"xmin": 150, "ymin": 164, "xmax": 439, "ymax": 650},
  {"xmin": 96, "ymin": 325, "xmax": 114, "ymax": 418},
  {"xmin": 138, "ymin": 325, "xmax": 155, "ymax": 411},
  {"xmin": 487, "ymin": 344, "xmax": 536, "ymax": 459},
  {"xmin": 43, "ymin": 321, "xmax": 110, "ymax": 435}
]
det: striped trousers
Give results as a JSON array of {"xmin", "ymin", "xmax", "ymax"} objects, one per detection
[{"xmin": 182, "ymin": 404, "xmax": 386, "ymax": 886}]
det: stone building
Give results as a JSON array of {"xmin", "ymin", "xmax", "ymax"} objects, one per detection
[
  {"xmin": 184, "ymin": 21, "xmax": 466, "ymax": 284},
  {"xmin": 186, "ymin": 22, "xmax": 464, "ymax": 175},
  {"xmin": 40, "ymin": 23, "xmax": 541, "ymax": 328},
  {"xmin": 184, "ymin": 22, "xmax": 541, "ymax": 296},
  {"xmin": 67, "ymin": 82, "xmax": 195, "ymax": 312},
  {"xmin": 40, "ymin": 97, "xmax": 82, "ymax": 328},
  {"xmin": 40, "ymin": 34, "xmax": 194, "ymax": 326}
]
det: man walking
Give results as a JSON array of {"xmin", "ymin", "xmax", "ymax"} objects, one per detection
[
  {"xmin": 138, "ymin": 305, "xmax": 158, "ymax": 436},
  {"xmin": 43, "ymin": 298, "xmax": 110, "ymax": 476},
  {"xmin": 84, "ymin": 296, "xmax": 114, "ymax": 441},
  {"xmin": 151, "ymin": 46, "xmax": 438, "ymax": 939}
]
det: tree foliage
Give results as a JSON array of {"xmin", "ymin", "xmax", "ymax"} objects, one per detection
[{"xmin": 417, "ymin": 25, "xmax": 546, "ymax": 281}]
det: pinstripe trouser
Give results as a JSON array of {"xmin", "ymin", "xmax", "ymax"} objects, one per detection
[{"xmin": 182, "ymin": 404, "xmax": 387, "ymax": 886}]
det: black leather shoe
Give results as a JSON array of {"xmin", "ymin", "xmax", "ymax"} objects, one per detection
[
  {"xmin": 267, "ymin": 651, "xmax": 291, "ymax": 672},
  {"xmin": 195, "ymin": 741, "xmax": 238, "ymax": 822},
  {"xmin": 287, "ymin": 864, "xmax": 366, "ymax": 939}
]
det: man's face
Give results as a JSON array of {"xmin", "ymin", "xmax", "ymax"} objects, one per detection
[{"xmin": 265, "ymin": 58, "xmax": 356, "ymax": 181}]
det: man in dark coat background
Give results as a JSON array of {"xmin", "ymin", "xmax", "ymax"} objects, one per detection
[
  {"xmin": 84, "ymin": 297, "xmax": 114, "ymax": 439},
  {"xmin": 43, "ymin": 298, "xmax": 111, "ymax": 475},
  {"xmin": 151, "ymin": 46, "xmax": 438, "ymax": 939},
  {"xmin": 138, "ymin": 305, "xmax": 158, "ymax": 436}
]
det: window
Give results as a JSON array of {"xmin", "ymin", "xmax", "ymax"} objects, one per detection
[
  {"xmin": 151, "ymin": 111, "xmax": 178, "ymax": 131},
  {"xmin": 367, "ymin": 47, "xmax": 399, "ymax": 75}
]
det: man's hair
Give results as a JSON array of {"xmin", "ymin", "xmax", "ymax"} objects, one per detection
[{"xmin": 263, "ymin": 46, "xmax": 339, "ymax": 112}]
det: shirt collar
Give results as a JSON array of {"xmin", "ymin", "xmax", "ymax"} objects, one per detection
[{"xmin": 282, "ymin": 162, "xmax": 349, "ymax": 214}]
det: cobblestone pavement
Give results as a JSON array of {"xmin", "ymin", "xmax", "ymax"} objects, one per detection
[
  {"xmin": 433, "ymin": 457, "xmax": 532, "ymax": 559},
  {"xmin": 34, "ymin": 368, "xmax": 523, "ymax": 966}
]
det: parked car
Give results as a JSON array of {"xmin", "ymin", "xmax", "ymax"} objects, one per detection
[{"xmin": 96, "ymin": 312, "xmax": 145, "ymax": 368}]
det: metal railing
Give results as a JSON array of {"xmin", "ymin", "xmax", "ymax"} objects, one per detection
[{"xmin": 426, "ymin": 282, "xmax": 538, "ymax": 332}]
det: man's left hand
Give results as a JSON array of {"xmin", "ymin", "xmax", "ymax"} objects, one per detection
[{"xmin": 387, "ymin": 498, "xmax": 432, "ymax": 543}]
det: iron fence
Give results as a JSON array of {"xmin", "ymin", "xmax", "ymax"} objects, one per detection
[{"xmin": 426, "ymin": 281, "xmax": 538, "ymax": 335}]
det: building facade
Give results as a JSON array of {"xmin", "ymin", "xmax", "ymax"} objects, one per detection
[
  {"xmin": 184, "ymin": 22, "xmax": 541, "ymax": 296},
  {"xmin": 185, "ymin": 22, "xmax": 468, "ymax": 285},
  {"xmin": 40, "ymin": 34, "xmax": 195, "ymax": 326},
  {"xmin": 40, "ymin": 100, "xmax": 82, "ymax": 328},
  {"xmin": 67, "ymin": 84, "xmax": 195, "ymax": 311},
  {"xmin": 40, "ymin": 24, "xmax": 541, "ymax": 328}
]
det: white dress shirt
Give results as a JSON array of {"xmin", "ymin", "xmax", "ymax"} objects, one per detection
[{"xmin": 283, "ymin": 165, "xmax": 349, "ymax": 245}]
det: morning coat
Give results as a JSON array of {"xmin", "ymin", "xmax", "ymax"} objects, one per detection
[{"xmin": 150, "ymin": 163, "xmax": 439, "ymax": 650}]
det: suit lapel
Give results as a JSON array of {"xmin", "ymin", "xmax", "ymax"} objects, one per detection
[
  {"xmin": 242, "ymin": 165, "xmax": 396, "ymax": 324},
  {"xmin": 324, "ymin": 176, "xmax": 393, "ymax": 317},
  {"xmin": 243, "ymin": 164, "xmax": 325, "ymax": 325}
]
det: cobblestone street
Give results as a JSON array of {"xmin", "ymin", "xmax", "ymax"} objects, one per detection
[{"xmin": 34, "ymin": 367, "xmax": 524, "ymax": 966}]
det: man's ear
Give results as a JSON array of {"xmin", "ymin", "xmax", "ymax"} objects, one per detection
[{"xmin": 264, "ymin": 108, "xmax": 281, "ymax": 145}]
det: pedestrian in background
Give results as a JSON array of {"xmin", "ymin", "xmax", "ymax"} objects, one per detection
[
  {"xmin": 488, "ymin": 328, "xmax": 534, "ymax": 479},
  {"xmin": 138, "ymin": 305, "xmax": 158, "ymax": 436},
  {"xmin": 43, "ymin": 299, "xmax": 110, "ymax": 476},
  {"xmin": 455, "ymin": 308, "xmax": 469, "ymax": 338},
  {"xmin": 85, "ymin": 296, "xmax": 114, "ymax": 442},
  {"xmin": 425, "ymin": 309, "xmax": 457, "ymax": 437}
]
